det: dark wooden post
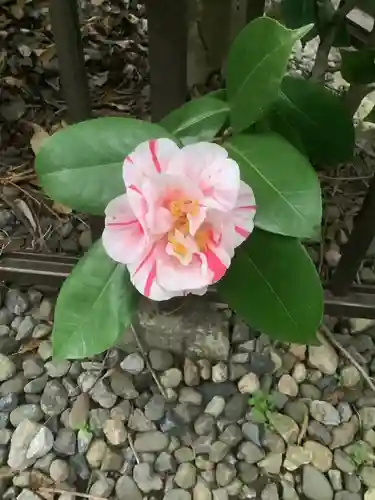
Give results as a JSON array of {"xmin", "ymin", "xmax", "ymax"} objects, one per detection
[
  {"xmin": 145, "ymin": 0, "xmax": 188, "ymax": 121},
  {"xmin": 49, "ymin": 0, "xmax": 91, "ymax": 124}
]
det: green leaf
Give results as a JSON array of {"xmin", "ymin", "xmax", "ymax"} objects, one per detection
[
  {"xmin": 207, "ymin": 89, "xmax": 227, "ymax": 101},
  {"xmin": 226, "ymin": 16, "xmax": 312, "ymax": 132},
  {"xmin": 217, "ymin": 229, "xmax": 323, "ymax": 343},
  {"xmin": 341, "ymin": 48, "xmax": 375, "ymax": 84},
  {"xmin": 35, "ymin": 117, "xmax": 173, "ymax": 215},
  {"xmin": 53, "ymin": 241, "xmax": 138, "ymax": 359},
  {"xmin": 160, "ymin": 96, "xmax": 229, "ymax": 145},
  {"xmin": 224, "ymin": 133, "xmax": 322, "ymax": 238},
  {"xmin": 281, "ymin": 0, "xmax": 316, "ymax": 29},
  {"xmin": 266, "ymin": 76, "xmax": 355, "ymax": 165}
]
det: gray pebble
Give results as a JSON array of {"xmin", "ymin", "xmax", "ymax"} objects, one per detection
[
  {"xmin": 6, "ymin": 289, "xmax": 28, "ymax": 315},
  {"xmin": 16, "ymin": 316, "xmax": 36, "ymax": 341},
  {"xmin": 90, "ymin": 380, "xmax": 117, "ymax": 408},
  {"xmin": 37, "ymin": 341, "xmax": 52, "ymax": 361},
  {"xmin": 32, "ymin": 324, "xmax": 51, "ymax": 339},
  {"xmin": 103, "ymin": 418, "xmax": 127, "ymax": 445},
  {"xmin": 328, "ymin": 469, "xmax": 343, "ymax": 491},
  {"xmin": 10, "ymin": 405, "xmax": 43, "ymax": 427},
  {"xmin": 216, "ymin": 462, "xmax": 236, "ymax": 487},
  {"xmin": 115, "ymin": 476, "xmax": 142, "ymax": 500},
  {"xmin": 175, "ymin": 462, "xmax": 196, "ymax": 489},
  {"xmin": 145, "ymin": 394, "xmax": 166, "ymax": 421},
  {"xmin": 163, "ymin": 490, "xmax": 191, "ymax": 500},
  {"xmin": 0, "ymin": 393, "xmax": 18, "ymax": 412},
  {"xmin": 204, "ymin": 396, "xmax": 225, "ymax": 417},
  {"xmin": 194, "ymin": 414, "xmax": 216, "ymax": 436},
  {"xmin": 49, "ymin": 459, "xmax": 70, "ymax": 482},
  {"xmin": 238, "ymin": 441, "xmax": 265, "ymax": 463},
  {"xmin": 128, "ymin": 408, "xmax": 155, "ymax": 432},
  {"xmin": 310, "ymin": 400, "xmax": 340, "ymax": 426},
  {"xmin": 209, "ymin": 441, "xmax": 230, "ymax": 463},
  {"xmin": 155, "ymin": 451, "xmax": 176, "ymax": 472},
  {"xmin": 149, "ymin": 350, "xmax": 174, "ymax": 371},
  {"xmin": 302, "ymin": 465, "xmax": 333, "ymax": 500},
  {"xmin": 333, "ymin": 450, "xmax": 355, "ymax": 473},
  {"xmin": 179, "ymin": 387, "xmax": 202, "ymax": 406},
  {"xmin": 161, "ymin": 368, "xmax": 183, "ymax": 389},
  {"xmin": 54, "ymin": 428, "xmax": 76, "ymax": 456},
  {"xmin": 86, "ymin": 439, "xmax": 107, "ymax": 468},
  {"xmin": 40, "ymin": 380, "xmax": 68, "ymax": 416},
  {"xmin": 109, "ymin": 370, "xmax": 138, "ymax": 399},
  {"xmin": 261, "ymin": 483, "xmax": 279, "ymax": 500},
  {"xmin": 77, "ymin": 429, "xmax": 93, "ymax": 454},
  {"xmin": 89, "ymin": 408, "xmax": 110, "ymax": 436},
  {"xmin": 219, "ymin": 424, "xmax": 242, "ymax": 447},
  {"xmin": 0, "ymin": 354, "xmax": 16, "ymax": 382},
  {"xmin": 45, "ymin": 359, "xmax": 71, "ymax": 378},
  {"xmin": 224, "ymin": 393, "xmax": 247, "ymax": 421},
  {"xmin": 175, "ymin": 447, "xmax": 194, "ymax": 463},
  {"xmin": 120, "ymin": 352, "xmax": 145, "ymax": 375},
  {"xmin": 212, "ymin": 362, "xmax": 228, "ymax": 383},
  {"xmin": 242, "ymin": 422, "xmax": 261, "ymax": 446},
  {"xmin": 134, "ymin": 431, "xmax": 169, "ymax": 452},
  {"xmin": 89, "ymin": 477, "xmax": 114, "ymax": 498},
  {"xmin": 184, "ymin": 359, "xmax": 200, "ymax": 386},
  {"xmin": 22, "ymin": 358, "xmax": 44, "ymax": 379},
  {"xmin": 133, "ymin": 463, "xmax": 163, "ymax": 492}
]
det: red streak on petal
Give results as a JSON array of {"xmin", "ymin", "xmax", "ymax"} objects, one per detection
[
  {"xmin": 144, "ymin": 261, "xmax": 157, "ymax": 298},
  {"xmin": 237, "ymin": 205, "xmax": 256, "ymax": 210},
  {"xmin": 126, "ymin": 155, "xmax": 134, "ymax": 164},
  {"xmin": 134, "ymin": 243, "xmax": 156, "ymax": 276},
  {"xmin": 149, "ymin": 139, "xmax": 162, "ymax": 173},
  {"xmin": 107, "ymin": 220, "xmax": 138, "ymax": 227},
  {"xmin": 205, "ymin": 247, "xmax": 227, "ymax": 283},
  {"xmin": 129, "ymin": 184, "xmax": 142, "ymax": 195},
  {"xmin": 235, "ymin": 226, "xmax": 250, "ymax": 238}
]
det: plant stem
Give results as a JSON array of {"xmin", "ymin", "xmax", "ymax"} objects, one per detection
[{"xmin": 311, "ymin": 0, "xmax": 357, "ymax": 82}]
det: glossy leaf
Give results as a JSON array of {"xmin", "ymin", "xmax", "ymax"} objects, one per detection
[
  {"xmin": 341, "ymin": 48, "xmax": 375, "ymax": 84},
  {"xmin": 217, "ymin": 229, "xmax": 323, "ymax": 343},
  {"xmin": 35, "ymin": 117, "xmax": 173, "ymax": 215},
  {"xmin": 53, "ymin": 241, "xmax": 138, "ymax": 359},
  {"xmin": 160, "ymin": 96, "xmax": 229, "ymax": 145},
  {"xmin": 281, "ymin": 0, "xmax": 316, "ymax": 29},
  {"xmin": 225, "ymin": 133, "xmax": 322, "ymax": 238},
  {"xmin": 226, "ymin": 16, "xmax": 312, "ymax": 132},
  {"xmin": 266, "ymin": 76, "xmax": 355, "ymax": 165}
]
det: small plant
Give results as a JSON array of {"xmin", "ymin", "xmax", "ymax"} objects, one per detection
[
  {"xmin": 347, "ymin": 442, "xmax": 375, "ymax": 469},
  {"xmin": 248, "ymin": 391, "xmax": 276, "ymax": 424}
]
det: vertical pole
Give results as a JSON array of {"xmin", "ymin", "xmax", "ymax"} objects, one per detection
[
  {"xmin": 49, "ymin": 0, "xmax": 101, "ymax": 238},
  {"xmin": 330, "ymin": 175, "xmax": 375, "ymax": 296},
  {"xmin": 145, "ymin": 0, "xmax": 188, "ymax": 121},
  {"xmin": 49, "ymin": 0, "xmax": 91, "ymax": 124}
]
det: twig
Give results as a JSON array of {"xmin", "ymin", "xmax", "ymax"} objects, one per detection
[
  {"xmin": 311, "ymin": 0, "xmax": 357, "ymax": 81},
  {"xmin": 130, "ymin": 322, "xmax": 169, "ymax": 400},
  {"xmin": 38, "ymin": 487, "xmax": 106, "ymax": 500},
  {"xmin": 127, "ymin": 432, "xmax": 140, "ymax": 464},
  {"xmin": 319, "ymin": 324, "xmax": 375, "ymax": 393},
  {"xmin": 297, "ymin": 409, "xmax": 309, "ymax": 445}
]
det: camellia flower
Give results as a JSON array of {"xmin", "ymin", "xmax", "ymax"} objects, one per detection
[{"xmin": 102, "ymin": 138, "xmax": 256, "ymax": 300}]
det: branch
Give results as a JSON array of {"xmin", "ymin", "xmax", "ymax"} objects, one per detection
[
  {"xmin": 311, "ymin": 0, "xmax": 357, "ymax": 81},
  {"xmin": 342, "ymin": 21, "xmax": 375, "ymax": 116}
]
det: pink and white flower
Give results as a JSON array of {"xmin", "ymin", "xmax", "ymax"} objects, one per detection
[{"xmin": 102, "ymin": 138, "xmax": 256, "ymax": 301}]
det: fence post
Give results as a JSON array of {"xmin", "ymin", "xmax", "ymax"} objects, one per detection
[
  {"xmin": 49, "ymin": 0, "xmax": 91, "ymax": 124},
  {"xmin": 145, "ymin": 0, "xmax": 188, "ymax": 121}
]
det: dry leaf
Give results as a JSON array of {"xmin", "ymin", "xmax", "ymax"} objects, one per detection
[
  {"xmin": 30, "ymin": 124, "xmax": 50, "ymax": 155},
  {"xmin": 14, "ymin": 198, "xmax": 37, "ymax": 232}
]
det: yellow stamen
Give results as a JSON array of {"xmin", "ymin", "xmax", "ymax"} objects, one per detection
[
  {"xmin": 195, "ymin": 228, "xmax": 209, "ymax": 251},
  {"xmin": 168, "ymin": 232, "xmax": 188, "ymax": 257}
]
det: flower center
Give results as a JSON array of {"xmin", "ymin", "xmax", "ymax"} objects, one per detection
[{"xmin": 166, "ymin": 198, "xmax": 208, "ymax": 259}]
